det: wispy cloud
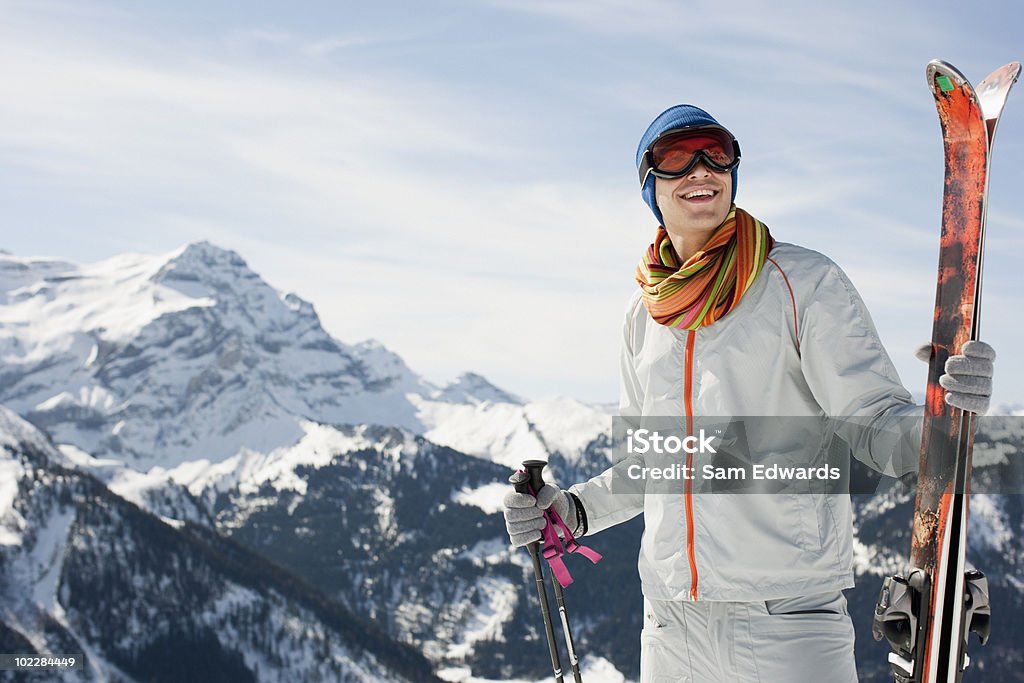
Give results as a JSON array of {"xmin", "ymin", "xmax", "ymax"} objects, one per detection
[
  {"xmin": 2, "ymin": 0, "xmax": 1023, "ymax": 403},
  {"xmin": 0, "ymin": 2, "xmax": 647, "ymax": 399}
]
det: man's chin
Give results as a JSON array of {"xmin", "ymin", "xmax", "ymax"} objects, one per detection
[{"xmin": 668, "ymin": 208, "xmax": 730, "ymax": 231}]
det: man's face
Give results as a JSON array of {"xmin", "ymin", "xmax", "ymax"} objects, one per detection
[{"xmin": 654, "ymin": 161, "xmax": 733, "ymax": 234}]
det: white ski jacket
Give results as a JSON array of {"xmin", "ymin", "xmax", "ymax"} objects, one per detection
[{"xmin": 570, "ymin": 242, "xmax": 923, "ymax": 602}]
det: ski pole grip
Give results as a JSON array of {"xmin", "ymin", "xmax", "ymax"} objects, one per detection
[
  {"xmin": 522, "ymin": 459, "xmax": 548, "ymax": 495},
  {"xmin": 508, "ymin": 460, "xmax": 548, "ymax": 495},
  {"xmin": 509, "ymin": 469, "xmax": 530, "ymax": 494}
]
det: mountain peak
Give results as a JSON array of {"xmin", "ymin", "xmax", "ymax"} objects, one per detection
[
  {"xmin": 350, "ymin": 340, "xmax": 432, "ymax": 394},
  {"xmin": 154, "ymin": 241, "xmax": 253, "ymax": 289},
  {"xmin": 437, "ymin": 372, "xmax": 521, "ymax": 405},
  {"xmin": 176, "ymin": 240, "xmax": 246, "ymax": 263}
]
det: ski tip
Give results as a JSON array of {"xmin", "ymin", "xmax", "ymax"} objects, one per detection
[
  {"xmin": 927, "ymin": 60, "xmax": 971, "ymax": 93},
  {"xmin": 977, "ymin": 62, "xmax": 1021, "ymax": 123},
  {"xmin": 979, "ymin": 61, "xmax": 1022, "ymax": 91}
]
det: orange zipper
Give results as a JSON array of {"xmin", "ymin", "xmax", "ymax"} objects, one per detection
[{"xmin": 684, "ymin": 330, "xmax": 698, "ymax": 600}]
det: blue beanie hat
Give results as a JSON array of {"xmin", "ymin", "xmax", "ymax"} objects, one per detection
[{"xmin": 636, "ymin": 104, "xmax": 739, "ymax": 225}]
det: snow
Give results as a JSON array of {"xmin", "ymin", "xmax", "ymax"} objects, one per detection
[
  {"xmin": 0, "ymin": 248, "xmax": 214, "ymax": 358},
  {"xmin": 55, "ymin": 443, "xmax": 122, "ymax": 469},
  {"xmin": 0, "ymin": 406, "xmax": 57, "ymax": 546},
  {"xmin": 169, "ymin": 421, "xmax": 403, "ymax": 497},
  {"xmin": 524, "ymin": 396, "xmax": 612, "ymax": 461},
  {"xmin": 30, "ymin": 506, "xmax": 77, "ymax": 612},
  {"xmin": 33, "ymin": 385, "xmax": 119, "ymax": 413},
  {"xmin": 437, "ymin": 655, "xmax": 631, "ymax": 683},
  {"xmin": 451, "ymin": 482, "xmax": 509, "ymax": 514},
  {"xmin": 414, "ymin": 398, "xmax": 550, "ymax": 469},
  {"xmin": 107, "ymin": 465, "xmax": 179, "ymax": 509},
  {"xmin": 967, "ymin": 494, "xmax": 1012, "ymax": 554},
  {"xmin": 1, "ymin": 475, "xmax": 78, "ymax": 618},
  {"xmin": 851, "ymin": 536, "xmax": 902, "ymax": 577},
  {"xmin": 973, "ymin": 414, "xmax": 1024, "ymax": 466},
  {"xmin": 350, "ymin": 339, "xmax": 430, "ymax": 394},
  {"xmin": 165, "ymin": 455, "xmax": 240, "ymax": 496},
  {"xmin": 445, "ymin": 576, "xmax": 518, "ymax": 660},
  {"xmin": 455, "ymin": 538, "xmax": 515, "ymax": 568},
  {"xmin": 436, "ymin": 668, "xmax": 537, "ymax": 683},
  {"xmin": 434, "ymin": 372, "xmax": 522, "ymax": 405},
  {"xmin": 66, "ymin": 421, "xmax": 416, "ymax": 530},
  {"xmin": 200, "ymin": 583, "xmax": 390, "ymax": 682},
  {"xmin": 0, "ymin": 242, "xmax": 613, "ymax": 500},
  {"xmin": 0, "ymin": 455, "xmax": 25, "ymax": 545},
  {"xmin": 412, "ymin": 393, "xmax": 610, "ymax": 471},
  {"xmin": 576, "ymin": 656, "xmax": 632, "ymax": 683},
  {"xmin": 1, "ymin": 243, "xmax": 462, "ymax": 470},
  {"xmin": 85, "ymin": 420, "xmax": 400, "ymax": 527},
  {"xmin": 0, "ymin": 404, "xmax": 55, "ymax": 453}
]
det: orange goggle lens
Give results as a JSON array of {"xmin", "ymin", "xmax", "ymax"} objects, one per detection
[{"xmin": 650, "ymin": 128, "xmax": 737, "ymax": 172}]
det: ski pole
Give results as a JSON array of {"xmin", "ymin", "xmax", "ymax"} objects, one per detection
[
  {"xmin": 522, "ymin": 460, "xmax": 584, "ymax": 683},
  {"xmin": 509, "ymin": 467, "xmax": 564, "ymax": 683}
]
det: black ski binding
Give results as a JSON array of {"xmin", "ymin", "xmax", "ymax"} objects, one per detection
[{"xmin": 872, "ymin": 569, "xmax": 991, "ymax": 682}]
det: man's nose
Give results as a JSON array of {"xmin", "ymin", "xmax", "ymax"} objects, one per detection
[{"xmin": 687, "ymin": 160, "xmax": 713, "ymax": 178}]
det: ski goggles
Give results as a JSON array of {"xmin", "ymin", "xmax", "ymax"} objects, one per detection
[{"xmin": 638, "ymin": 125, "xmax": 741, "ymax": 186}]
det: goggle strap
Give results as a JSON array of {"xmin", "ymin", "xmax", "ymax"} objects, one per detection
[{"xmin": 638, "ymin": 151, "xmax": 654, "ymax": 186}]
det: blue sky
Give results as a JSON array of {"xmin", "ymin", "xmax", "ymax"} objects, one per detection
[{"xmin": 3, "ymin": 0, "xmax": 1023, "ymax": 406}]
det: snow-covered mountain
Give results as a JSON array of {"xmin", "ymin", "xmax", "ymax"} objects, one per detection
[
  {"xmin": 0, "ymin": 406, "xmax": 442, "ymax": 683},
  {"xmin": 0, "ymin": 243, "xmax": 623, "ymax": 681},
  {"xmin": 0, "ymin": 243, "xmax": 609, "ymax": 475},
  {"xmin": 1, "ymin": 242, "xmax": 421, "ymax": 466}
]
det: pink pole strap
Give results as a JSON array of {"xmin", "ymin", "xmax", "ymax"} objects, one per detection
[{"xmin": 527, "ymin": 478, "xmax": 602, "ymax": 588}]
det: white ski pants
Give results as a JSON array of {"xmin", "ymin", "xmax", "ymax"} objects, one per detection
[{"xmin": 640, "ymin": 591, "xmax": 859, "ymax": 683}]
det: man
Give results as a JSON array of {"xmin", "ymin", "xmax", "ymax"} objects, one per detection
[{"xmin": 503, "ymin": 105, "xmax": 997, "ymax": 682}]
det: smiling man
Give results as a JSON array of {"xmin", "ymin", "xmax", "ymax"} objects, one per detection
[{"xmin": 503, "ymin": 104, "xmax": 997, "ymax": 682}]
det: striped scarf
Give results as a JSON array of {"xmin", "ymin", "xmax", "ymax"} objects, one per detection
[{"xmin": 636, "ymin": 206, "xmax": 774, "ymax": 329}]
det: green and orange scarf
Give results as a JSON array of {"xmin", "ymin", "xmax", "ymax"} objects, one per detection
[{"xmin": 635, "ymin": 206, "xmax": 774, "ymax": 329}]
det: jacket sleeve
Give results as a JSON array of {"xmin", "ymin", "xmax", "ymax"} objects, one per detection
[
  {"xmin": 799, "ymin": 260, "xmax": 923, "ymax": 477},
  {"xmin": 567, "ymin": 293, "xmax": 646, "ymax": 535}
]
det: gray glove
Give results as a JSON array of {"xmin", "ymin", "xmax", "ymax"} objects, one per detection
[
  {"xmin": 915, "ymin": 340, "xmax": 996, "ymax": 414},
  {"xmin": 503, "ymin": 484, "xmax": 578, "ymax": 548}
]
